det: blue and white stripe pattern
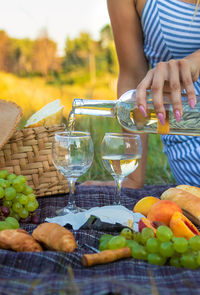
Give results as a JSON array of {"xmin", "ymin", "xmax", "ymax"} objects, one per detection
[{"xmin": 141, "ymin": 0, "xmax": 200, "ymax": 185}]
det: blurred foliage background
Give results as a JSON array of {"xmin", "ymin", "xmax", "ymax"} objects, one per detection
[{"xmin": 0, "ymin": 25, "xmax": 175, "ymax": 185}]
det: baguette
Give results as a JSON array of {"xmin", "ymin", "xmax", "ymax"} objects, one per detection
[
  {"xmin": 176, "ymin": 185, "xmax": 200, "ymax": 198},
  {"xmin": 82, "ymin": 247, "xmax": 131, "ymax": 267},
  {"xmin": 161, "ymin": 187, "xmax": 200, "ymax": 226}
]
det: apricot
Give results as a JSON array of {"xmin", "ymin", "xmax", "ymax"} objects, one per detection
[
  {"xmin": 169, "ymin": 211, "xmax": 200, "ymax": 240},
  {"xmin": 133, "ymin": 196, "xmax": 160, "ymax": 216},
  {"xmin": 147, "ymin": 200, "xmax": 182, "ymax": 226}
]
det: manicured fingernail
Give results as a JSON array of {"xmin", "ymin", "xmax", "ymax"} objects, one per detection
[
  {"xmin": 175, "ymin": 110, "xmax": 181, "ymax": 122},
  {"xmin": 190, "ymin": 99, "xmax": 195, "ymax": 109},
  {"xmin": 157, "ymin": 113, "xmax": 165, "ymax": 125},
  {"xmin": 139, "ymin": 105, "xmax": 147, "ymax": 117}
]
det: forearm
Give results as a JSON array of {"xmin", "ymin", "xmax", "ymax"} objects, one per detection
[
  {"xmin": 107, "ymin": 0, "xmax": 148, "ymax": 96},
  {"xmin": 108, "ymin": 0, "xmax": 149, "ymax": 189},
  {"xmin": 117, "ymin": 70, "xmax": 147, "ymax": 97},
  {"xmin": 117, "ymin": 71, "xmax": 149, "ymax": 189},
  {"xmin": 117, "ymin": 58, "xmax": 149, "ymax": 189},
  {"xmin": 118, "ymin": 75, "xmax": 148, "ymax": 189}
]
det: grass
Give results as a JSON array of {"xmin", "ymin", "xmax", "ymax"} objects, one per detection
[
  {"xmin": 0, "ymin": 71, "xmax": 175, "ymax": 186},
  {"xmin": 0, "ymin": 71, "xmax": 117, "ymax": 119},
  {"xmin": 146, "ymin": 134, "xmax": 175, "ymax": 185},
  {"xmin": 75, "ymin": 116, "xmax": 176, "ymax": 185}
]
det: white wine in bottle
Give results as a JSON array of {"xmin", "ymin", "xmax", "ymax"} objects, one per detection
[{"xmin": 70, "ymin": 90, "xmax": 200, "ymax": 136}]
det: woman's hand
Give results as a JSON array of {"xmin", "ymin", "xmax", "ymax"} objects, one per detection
[{"xmin": 136, "ymin": 51, "xmax": 200, "ymax": 125}]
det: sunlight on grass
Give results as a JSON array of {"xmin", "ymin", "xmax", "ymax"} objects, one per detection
[
  {"xmin": 0, "ymin": 71, "xmax": 117, "ymax": 120},
  {"xmin": 0, "ymin": 71, "xmax": 175, "ymax": 185},
  {"xmin": 76, "ymin": 117, "xmax": 175, "ymax": 185}
]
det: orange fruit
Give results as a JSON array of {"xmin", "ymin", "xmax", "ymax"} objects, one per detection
[{"xmin": 133, "ymin": 196, "xmax": 160, "ymax": 216}]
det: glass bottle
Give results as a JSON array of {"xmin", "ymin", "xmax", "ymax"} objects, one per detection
[{"xmin": 70, "ymin": 89, "xmax": 200, "ymax": 136}]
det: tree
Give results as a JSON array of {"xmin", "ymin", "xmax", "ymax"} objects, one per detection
[
  {"xmin": 64, "ymin": 32, "xmax": 97, "ymax": 83},
  {"xmin": 32, "ymin": 30, "xmax": 60, "ymax": 77},
  {"xmin": 100, "ymin": 24, "xmax": 113, "ymax": 48},
  {"xmin": 98, "ymin": 24, "xmax": 118, "ymax": 75},
  {"xmin": 8, "ymin": 38, "xmax": 34, "ymax": 75},
  {"xmin": 0, "ymin": 30, "xmax": 10, "ymax": 71}
]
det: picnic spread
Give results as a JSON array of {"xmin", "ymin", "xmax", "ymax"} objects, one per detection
[
  {"xmin": 1, "ymin": 100, "xmax": 200, "ymax": 295},
  {"xmin": 0, "ymin": 184, "xmax": 200, "ymax": 295}
]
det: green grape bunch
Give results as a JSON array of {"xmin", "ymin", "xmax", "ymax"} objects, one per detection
[
  {"xmin": 98, "ymin": 224, "xmax": 200, "ymax": 270},
  {"xmin": 0, "ymin": 169, "xmax": 40, "ymax": 229}
]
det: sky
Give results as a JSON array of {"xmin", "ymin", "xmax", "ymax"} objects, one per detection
[{"xmin": 0, "ymin": 0, "xmax": 110, "ymax": 55}]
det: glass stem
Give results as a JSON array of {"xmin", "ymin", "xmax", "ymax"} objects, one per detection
[
  {"xmin": 67, "ymin": 178, "xmax": 77, "ymax": 211},
  {"xmin": 114, "ymin": 178, "xmax": 123, "ymax": 205}
]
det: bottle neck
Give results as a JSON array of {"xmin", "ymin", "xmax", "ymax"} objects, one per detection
[
  {"xmin": 72, "ymin": 99, "xmax": 118, "ymax": 117},
  {"xmin": 71, "ymin": 91, "xmax": 200, "ymax": 118}
]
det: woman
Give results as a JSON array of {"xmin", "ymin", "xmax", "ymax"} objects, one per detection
[{"xmin": 84, "ymin": 0, "xmax": 200, "ymax": 188}]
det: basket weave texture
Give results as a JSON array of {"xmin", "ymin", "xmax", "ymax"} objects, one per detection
[{"xmin": 0, "ymin": 125, "xmax": 69, "ymax": 197}]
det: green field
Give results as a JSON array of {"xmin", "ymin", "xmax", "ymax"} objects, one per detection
[
  {"xmin": 75, "ymin": 116, "xmax": 175, "ymax": 185},
  {"xmin": 0, "ymin": 71, "xmax": 175, "ymax": 186}
]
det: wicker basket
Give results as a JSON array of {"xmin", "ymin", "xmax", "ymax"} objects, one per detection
[{"xmin": 0, "ymin": 125, "xmax": 69, "ymax": 197}]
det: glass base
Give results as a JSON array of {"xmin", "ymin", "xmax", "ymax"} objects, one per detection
[
  {"xmin": 113, "ymin": 201, "xmax": 121, "ymax": 205},
  {"xmin": 55, "ymin": 206, "xmax": 86, "ymax": 216}
]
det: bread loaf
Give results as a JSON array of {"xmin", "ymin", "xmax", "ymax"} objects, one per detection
[
  {"xmin": 176, "ymin": 185, "xmax": 200, "ymax": 198},
  {"xmin": 161, "ymin": 187, "xmax": 200, "ymax": 225}
]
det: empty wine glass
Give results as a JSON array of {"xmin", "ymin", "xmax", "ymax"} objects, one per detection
[
  {"xmin": 52, "ymin": 131, "xmax": 94, "ymax": 215},
  {"xmin": 101, "ymin": 133, "xmax": 142, "ymax": 205}
]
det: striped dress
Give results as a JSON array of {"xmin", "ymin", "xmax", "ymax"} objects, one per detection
[{"xmin": 141, "ymin": 0, "xmax": 200, "ymax": 185}]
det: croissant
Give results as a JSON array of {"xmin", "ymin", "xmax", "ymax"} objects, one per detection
[
  {"xmin": 32, "ymin": 222, "xmax": 77, "ymax": 252},
  {"xmin": 0, "ymin": 229, "xmax": 42, "ymax": 252}
]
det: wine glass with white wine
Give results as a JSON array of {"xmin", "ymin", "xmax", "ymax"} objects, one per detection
[
  {"xmin": 101, "ymin": 133, "xmax": 142, "ymax": 205},
  {"xmin": 52, "ymin": 131, "xmax": 94, "ymax": 215}
]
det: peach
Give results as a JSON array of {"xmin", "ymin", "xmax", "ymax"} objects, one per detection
[
  {"xmin": 138, "ymin": 217, "xmax": 157, "ymax": 235},
  {"xmin": 147, "ymin": 200, "xmax": 182, "ymax": 226},
  {"xmin": 133, "ymin": 196, "xmax": 160, "ymax": 216},
  {"xmin": 169, "ymin": 211, "xmax": 200, "ymax": 240}
]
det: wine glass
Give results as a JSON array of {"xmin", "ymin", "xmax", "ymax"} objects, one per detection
[
  {"xmin": 52, "ymin": 131, "xmax": 94, "ymax": 215},
  {"xmin": 101, "ymin": 133, "xmax": 142, "ymax": 205}
]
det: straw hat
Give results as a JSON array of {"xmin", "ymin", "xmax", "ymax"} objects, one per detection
[{"xmin": 0, "ymin": 99, "xmax": 22, "ymax": 150}]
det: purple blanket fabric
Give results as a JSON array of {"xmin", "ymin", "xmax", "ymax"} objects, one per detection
[{"xmin": 1, "ymin": 184, "xmax": 199, "ymax": 295}]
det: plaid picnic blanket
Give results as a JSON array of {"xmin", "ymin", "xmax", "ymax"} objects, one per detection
[{"xmin": 0, "ymin": 184, "xmax": 200, "ymax": 295}]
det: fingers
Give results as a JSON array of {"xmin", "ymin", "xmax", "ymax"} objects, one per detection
[
  {"xmin": 136, "ymin": 63, "xmax": 168, "ymax": 125},
  {"xmin": 179, "ymin": 59, "xmax": 196, "ymax": 108},
  {"xmin": 151, "ymin": 62, "xmax": 167, "ymax": 124},
  {"xmin": 136, "ymin": 58, "xmax": 197, "ymax": 125},
  {"xmin": 136, "ymin": 70, "xmax": 154, "ymax": 117},
  {"xmin": 168, "ymin": 59, "xmax": 182, "ymax": 122}
]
